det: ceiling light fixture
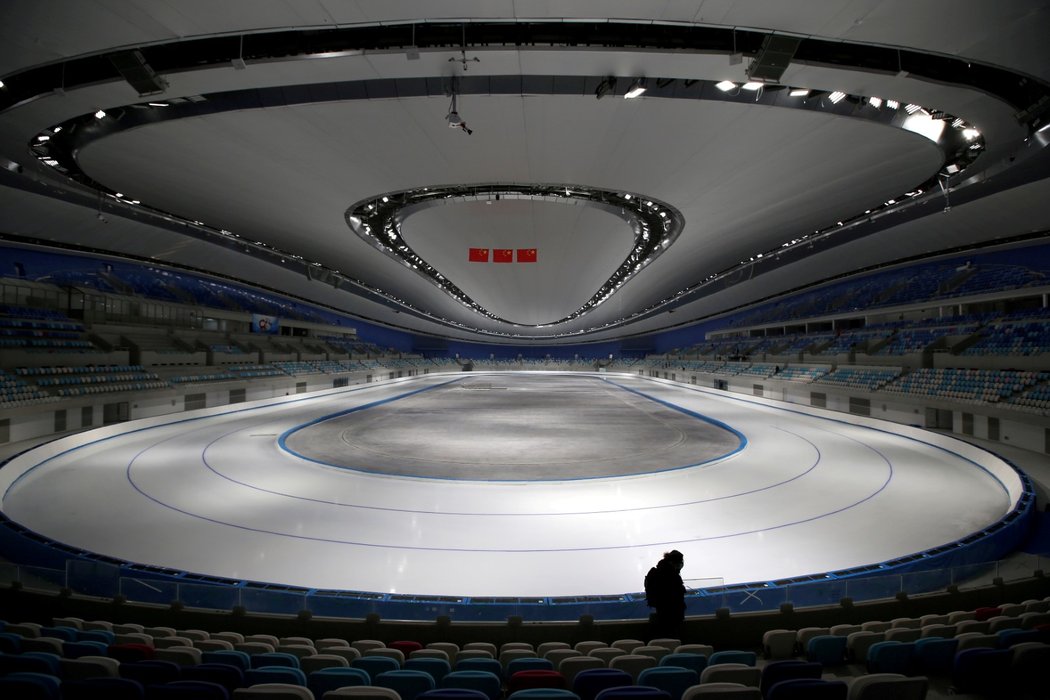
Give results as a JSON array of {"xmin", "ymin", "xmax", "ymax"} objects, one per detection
[
  {"xmin": 828, "ymin": 91, "xmax": 846, "ymax": 104},
  {"xmin": 868, "ymin": 96, "xmax": 882, "ymax": 108},
  {"xmin": 742, "ymin": 81, "xmax": 763, "ymax": 91},
  {"xmin": 904, "ymin": 103, "xmax": 922, "ymax": 114},
  {"xmin": 94, "ymin": 109, "xmax": 106, "ymax": 119},
  {"xmin": 715, "ymin": 80, "xmax": 737, "ymax": 92},
  {"xmin": 885, "ymin": 99, "xmax": 900, "ymax": 110},
  {"xmin": 624, "ymin": 78, "xmax": 647, "ymax": 99},
  {"xmin": 789, "ymin": 88, "xmax": 809, "ymax": 97}
]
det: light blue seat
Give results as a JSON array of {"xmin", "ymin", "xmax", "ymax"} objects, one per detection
[
  {"xmin": 707, "ymin": 651, "xmax": 755, "ymax": 667},
  {"xmin": 440, "ymin": 669, "xmax": 503, "ymax": 700},
  {"xmin": 636, "ymin": 666, "xmax": 698, "ymax": 700},
  {"xmin": 657, "ymin": 653, "xmax": 706, "ymax": 676},
  {"xmin": 307, "ymin": 666, "xmax": 371, "ymax": 697},
  {"xmin": 866, "ymin": 641, "xmax": 914, "ymax": 675},
  {"xmin": 806, "ymin": 635, "xmax": 847, "ymax": 666},
  {"xmin": 405, "ymin": 657, "xmax": 453, "ymax": 683},
  {"xmin": 353, "ymin": 655, "xmax": 402, "ymax": 680}
]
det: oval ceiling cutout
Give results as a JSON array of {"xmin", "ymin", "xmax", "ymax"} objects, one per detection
[{"xmin": 345, "ymin": 184, "xmax": 684, "ymax": 330}]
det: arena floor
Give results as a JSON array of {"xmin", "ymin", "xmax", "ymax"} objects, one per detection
[{"xmin": 0, "ymin": 372, "xmax": 1017, "ymax": 598}]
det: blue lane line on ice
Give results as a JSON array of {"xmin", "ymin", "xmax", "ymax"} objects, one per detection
[
  {"xmin": 625, "ymin": 374, "xmax": 1014, "ymax": 502},
  {"xmin": 1, "ymin": 376, "xmax": 447, "ymax": 502},
  {"xmin": 275, "ymin": 374, "xmax": 745, "ymax": 481},
  {"xmin": 189, "ymin": 423, "xmax": 819, "ymax": 516}
]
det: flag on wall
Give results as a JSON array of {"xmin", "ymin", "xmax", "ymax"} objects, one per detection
[
  {"xmin": 517, "ymin": 248, "xmax": 537, "ymax": 263},
  {"xmin": 468, "ymin": 248, "xmax": 490, "ymax": 262},
  {"xmin": 493, "ymin": 249, "xmax": 514, "ymax": 263}
]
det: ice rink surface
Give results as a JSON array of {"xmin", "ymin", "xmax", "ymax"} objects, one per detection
[{"xmin": 0, "ymin": 373, "xmax": 1016, "ymax": 597}]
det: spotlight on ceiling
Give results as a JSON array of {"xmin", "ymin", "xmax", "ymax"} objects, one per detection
[
  {"xmin": 828, "ymin": 91, "xmax": 846, "ymax": 104},
  {"xmin": 715, "ymin": 80, "xmax": 737, "ymax": 92},
  {"xmin": 446, "ymin": 92, "xmax": 472, "ymax": 135},
  {"xmin": 742, "ymin": 81, "xmax": 764, "ymax": 91},
  {"xmin": 904, "ymin": 103, "xmax": 922, "ymax": 114},
  {"xmin": 868, "ymin": 96, "xmax": 883, "ymax": 108},
  {"xmin": 94, "ymin": 109, "xmax": 106, "ymax": 119},
  {"xmin": 789, "ymin": 88, "xmax": 809, "ymax": 97},
  {"xmin": 885, "ymin": 99, "xmax": 900, "ymax": 110},
  {"xmin": 624, "ymin": 78, "xmax": 647, "ymax": 99},
  {"xmin": 962, "ymin": 128, "xmax": 980, "ymax": 140},
  {"xmin": 0, "ymin": 79, "xmax": 5, "ymax": 89}
]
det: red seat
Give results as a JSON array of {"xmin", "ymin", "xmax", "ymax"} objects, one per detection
[
  {"xmin": 391, "ymin": 640, "xmax": 425, "ymax": 656},
  {"xmin": 508, "ymin": 669, "xmax": 568, "ymax": 695},
  {"xmin": 974, "ymin": 607, "xmax": 1002, "ymax": 622}
]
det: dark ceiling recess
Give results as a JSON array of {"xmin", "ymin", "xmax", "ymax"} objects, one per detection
[{"xmin": 1, "ymin": 22, "xmax": 1048, "ymax": 125}]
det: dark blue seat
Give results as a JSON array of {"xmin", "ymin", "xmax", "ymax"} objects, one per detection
[
  {"xmin": 996, "ymin": 628, "xmax": 1043, "ymax": 648},
  {"xmin": 759, "ymin": 660, "xmax": 822, "ymax": 697},
  {"xmin": 572, "ymin": 668, "xmax": 634, "ymax": 700},
  {"xmin": 250, "ymin": 651, "xmax": 300, "ymax": 669},
  {"xmin": 181, "ymin": 663, "xmax": 245, "ymax": 692},
  {"xmin": 912, "ymin": 637, "xmax": 958, "ymax": 676},
  {"xmin": 201, "ymin": 650, "xmax": 251, "ymax": 671},
  {"xmin": 951, "ymin": 647, "xmax": 1012, "ymax": 696},
  {"xmin": 39, "ymin": 627, "xmax": 78, "ymax": 642},
  {"xmin": 0, "ymin": 672, "xmax": 61, "ymax": 700},
  {"xmin": 766, "ymin": 678, "xmax": 848, "ymax": 700},
  {"xmin": 507, "ymin": 691, "xmax": 581, "ymax": 700},
  {"xmin": 593, "ymin": 686, "xmax": 670, "ymax": 700},
  {"xmin": 119, "ymin": 659, "xmax": 182, "ymax": 686},
  {"xmin": 405, "ymin": 657, "xmax": 452, "ymax": 683},
  {"xmin": 455, "ymin": 658, "xmax": 502, "ymax": 676},
  {"xmin": 244, "ymin": 665, "xmax": 307, "ymax": 687},
  {"xmin": 307, "ymin": 666, "xmax": 371, "ymax": 698},
  {"xmin": 63, "ymin": 640, "xmax": 109, "ymax": 659},
  {"xmin": 0, "ymin": 652, "xmax": 57, "ymax": 676},
  {"xmin": 423, "ymin": 690, "xmax": 498, "ymax": 700},
  {"xmin": 352, "ymin": 655, "xmax": 401, "ymax": 680},
  {"xmin": 77, "ymin": 630, "xmax": 115, "ymax": 645},
  {"xmin": 0, "ymin": 633, "xmax": 21, "ymax": 654},
  {"xmin": 145, "ymin": 680, "xmax": 230, "ymax": 700},
  {"xmin": 60, "ymin": 677, "xmax": 146, "ymax": 700},
  {"xmin": 507, "ymin": 657, "xmax": 555, "ymax": 678},
  {"xmin": 377, "ymin": 668, "xmax": 438, "ymax": 700}
]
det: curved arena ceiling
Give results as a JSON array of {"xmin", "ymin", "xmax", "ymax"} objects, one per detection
[{"xmin": 2, "ymin": 2, "xmax": 1050, "ymax": 345}]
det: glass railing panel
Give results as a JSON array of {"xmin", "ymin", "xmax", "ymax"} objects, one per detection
[
  {"xmin": 19, "ymin": 564, "xmax": 66, "ymax": 593},
  {"xmin": 175, "ymin": 582, "xmax": 241, "ymax": 611},
  {"xmin": 120, "ymin": 577, "xmax": 178, "ymax": 605},
  {"xmin": 240, "ymin": 587, "xmax": 308, "ymax": 615},
  {"xmin": 67, "ymin": 560, "xmax": 121, "ymax": 598}
]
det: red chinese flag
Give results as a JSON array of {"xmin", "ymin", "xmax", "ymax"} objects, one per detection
[
  {"xmin": 517, "ymin": 248, "xmax": 537, "ymax": 263},
  {"xmin": 493, "ymin": 248, "xmax": 514, "ymax": 263},
  {"xmin": 468, "ymin": 247, "xmax": 490, "ymax": 262}
]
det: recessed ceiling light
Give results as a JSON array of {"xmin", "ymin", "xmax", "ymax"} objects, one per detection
[
  {"xmin": 886, "ymin": 100, "xmax": 900, "ymax": 110},
  {"xmin": 715, "ymin": 80, "xmax": 736, "ymax": 92},
  {"xmin": 868, "ymin": 96, "xmax": 882, "ymax": 108},
  {"xmin": 94, "ymin": 109, "xmax": 106, "ymax": 119},
  {"xmin": 828, "ymin": 91, "xmax": 846, "ymax": 104},
  {"xmin": 742, "ymin": 81, "xmax": 763, "ymax": 91},
  {"xmin": 789, "ymin": 88, "xmax": 809, "ymax": 97}
]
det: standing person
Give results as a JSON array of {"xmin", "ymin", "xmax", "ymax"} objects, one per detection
[{"xmin": 644, "ymin": 550, "xmax": 686, "ymax": 639}]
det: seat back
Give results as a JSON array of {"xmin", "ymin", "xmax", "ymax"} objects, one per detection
[
  {"xmin": 608, "ymin": 654, "xmax": 657, "ymax": 682},
  {"xmin": 866, "ymin": 641, "xmax": 914, "ymax": 675},
  {"xmin": 636, "ymin": 665, "xmax": 698, "ymax": 700},
  {"xmin": 765, "ymin": 679, "xmax": 846, "ymax": 700},
  {"xmin": 60, "ymin": 677, "xmax": 146, "ymax": 700},
  {"xmin": 951, "ymin": 647, "xmax": 1012, "ymax": 695},
  {"xmin": 757, "ymin": 660, "xmax": 821, "ymax": 696},
  {"xmin": 697, "ymin": 664, "xmax": 760, "ymax": 688},
  {"xmin": 558, "ymin": 656, "xmax": 606, "ymax": 685},
  {"xmin": 183, "ymin": 663, "xmax": 246, "ymax": 692},
  {"xmin": 572, "ymin": 668, "xmax": 634, "ymax": 700},
  {"xmin": 706, "ymin": 651, "xmax": 755, "ymax": 667},
  {"xmin": 376, "ymin": 669, "xmax": 437, "ymax": 700},
  {"xmin": 119, "ymin": 659, "xmax": 182, "ymax": 685},
  {"xmin": 440, "ymin": 669, "xmax": 503, "ymax": 700},
  {"xmin": 658, "ymin": 653, "xmax": 706, "ymax": 676},
  {"xmin": 847, "ymin": 673, "xmax": 928, "ymax": 700},
  {"xmin": 405, "ymin": 657, "xmax": 452, "ymax": 683},
  {"xmin": 244, "ymin": 666, "xmax": 308, "ymax": 687},
  {"xmin": 352, "ymin": 655, "xmax": 401, "ymax": 680},
  {"xmin": 912, "ymin": 637, "xmax": 958, "ymax": 676},
  {"xmin": 805, "ymin": 635, "xmax": 847, "ymax": 666},
  {"xmin": 306, "ymin": 666, "xmax": 371, "ymax": 698},
  {"xmin": 507, "ymin": 669, "xmax": 569, "ymax": 694}
]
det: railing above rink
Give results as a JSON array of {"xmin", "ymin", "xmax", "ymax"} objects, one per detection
[{"xmin": 0, "ymin": 551, "xmax": 1044, "ymax": 623}]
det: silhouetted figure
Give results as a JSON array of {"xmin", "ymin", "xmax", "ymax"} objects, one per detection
[{"xmin": 645, "ymin": 550, "xmax": 686, "ymax": 638}]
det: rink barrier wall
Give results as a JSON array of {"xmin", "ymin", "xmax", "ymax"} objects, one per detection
[{"xmin": 0, "ymin": 373, "xmax": 1037, "ymax": 622}]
